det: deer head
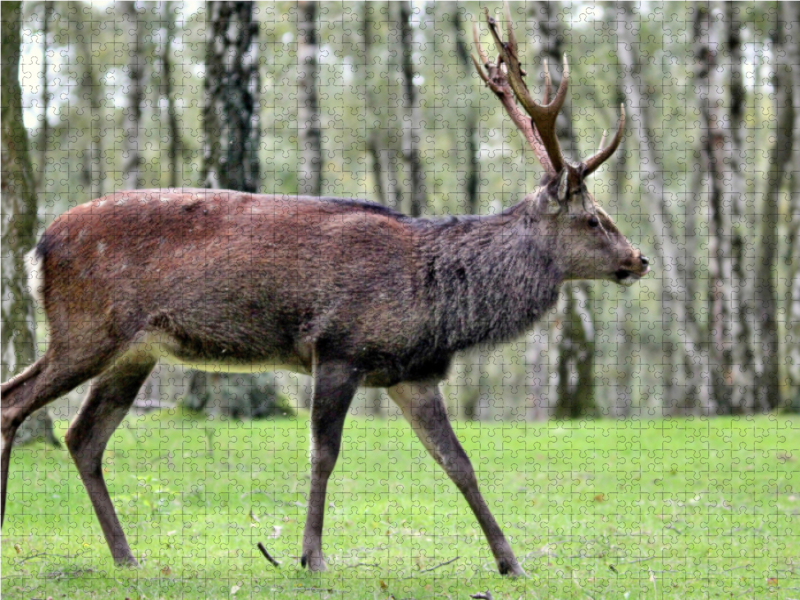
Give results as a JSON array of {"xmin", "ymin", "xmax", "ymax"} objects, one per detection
[{"xmin": 473, "ymin": 4, "xmax": 650, "ymax": 286}]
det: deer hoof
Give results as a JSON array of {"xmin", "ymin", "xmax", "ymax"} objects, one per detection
[
  {"xmin": 498, "ymin": 558, "xmax": 527, "ymax": 578},
  {"xmin": 301, "ymin": 551, "xmax": 327, "ymax": 572}
]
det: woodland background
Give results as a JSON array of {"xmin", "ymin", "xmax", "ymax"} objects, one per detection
[{"xmin": 2, "ymin": 1, "xmax": 799, "ymax": 445}]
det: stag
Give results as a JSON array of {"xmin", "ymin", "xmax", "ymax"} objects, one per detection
[{"xmin": 1, "ymin": 7, "xmax": 648, "ymax": 577}]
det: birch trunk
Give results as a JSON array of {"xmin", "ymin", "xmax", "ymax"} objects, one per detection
[
  {"xmin": 398, "ymin": 1, "xmax": 426, "ymax": 217},
  {"xmin": 297, "ymin": 0, "xmax": 322, "ymax": 197},
  {"xmin": 692, "ymin": 2, "xmax": 733, "ymax": 412},
  {"xmin": 615, "ymin": 1, "xmax": 708, "ymax": 414},
  {"xmin": 756, "ymin": 6, "xmax": 793, "ymax": 412},
  {"xmin": 785, "ymin": 1, "xmax": 800, "ymax": 412},
  {"xmin": 1, "ymin": 1, "xmax": 58, "ymax": 446}
]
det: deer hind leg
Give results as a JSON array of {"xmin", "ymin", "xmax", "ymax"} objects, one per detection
[
  {"xmin": 64, "ymin": 355, "xmax": 156, "ymax": 566},
  {"xmin": 1, "ymin": 343, "xmax": 117, "ymax": 527},
  {"xmin": 388, "ymin": 382, "xmax": 526, "ymax": 577},
  {"xmin": 301, "ymin": 360, "xmax": 361, "ymax": 572}
]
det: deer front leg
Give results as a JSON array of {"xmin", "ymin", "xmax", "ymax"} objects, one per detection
[
  {"xmin": 388, "ymin": 382, "xmax": 526, "ymax": 577},
  {"xmin": 301, "ymin": 360, "xmax": 360, "ymax": 572}
]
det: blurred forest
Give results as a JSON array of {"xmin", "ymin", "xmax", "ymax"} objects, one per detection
[{"xmin": 3, "ymin": 0, "xmax": 799, "ymax": 426}]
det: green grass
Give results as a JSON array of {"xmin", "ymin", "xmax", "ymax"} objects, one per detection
[{"xmin": 2, "ymin": 410, "xmax": 799, "ymax": 599}]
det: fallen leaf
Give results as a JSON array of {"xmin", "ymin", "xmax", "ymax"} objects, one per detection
[
  {"xmin": 594, "ymin": 493, "xmax": 605, "ymax": 503},
  {"xmin": 379, "ymin": 580, "xmax": 388, "ymax": 590},
  {"xmin": 14, "ymin": 544, "xmax": 21, "ymax": 554},
  {"xmin": 161, "ymin": 565, "xmax": 171, "ymax": 576}
]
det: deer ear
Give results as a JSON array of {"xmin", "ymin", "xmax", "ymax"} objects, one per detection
[{"xmin": 557, "ymin": 170, "xmax": 569, "ymax": 203}]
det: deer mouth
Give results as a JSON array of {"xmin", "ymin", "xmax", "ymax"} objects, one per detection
[{"xmin": 614, "ymin": 267, "xmax": 648, "ymax": 286}]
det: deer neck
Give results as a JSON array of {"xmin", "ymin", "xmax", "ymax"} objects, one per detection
[{"xmin": 418, "ymin": 209, "xmax": 563, "ymax": 352}]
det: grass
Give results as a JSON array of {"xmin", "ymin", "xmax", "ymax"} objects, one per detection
[{"xmin": 2, "ymin": 409, "xmax": 799, "ymax": 599}]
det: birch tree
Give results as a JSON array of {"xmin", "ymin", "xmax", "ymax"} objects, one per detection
[
  {"xmin": 1, "ymin": 1, "xmax": 58, "ymax": 446},
  {"xmin": 298, "ymin": 0, "xmax": 321, "ymax": 196},
  {"xmin": 756, "ymin": 4, "xmax": 793, "ymax": 411},
  {"xmin": 122, "ymin": 1, "xmax": 144, "ymax": 190}
]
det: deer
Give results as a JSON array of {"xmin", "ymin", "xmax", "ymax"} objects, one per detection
[{"xmin": 0, "ymin": 6, "xmax": 649, "ymax": 577}]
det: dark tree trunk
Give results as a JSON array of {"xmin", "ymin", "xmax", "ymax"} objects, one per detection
[
  {"xmin": 693, "ymin": 1, "xmax": 733, "ymax": 413},
  {"xmin": 451, "ymin": 3, "xmax": 479, "ymax": 216},
  {"xmin": 725, "ymin": 1, "xmax": 756, "ymax": 413},
  {"xmin": 363, "ymin": 2, "xmax": 388, "ymax": 208},
  {"xmin": 76, "ymin": 14, "xmax": 103, "ymax": 198},
  {"xmin": 202, "ymin": 1, "xmax": 260, "ymax": 192},
  {"xmin": 162, "ymin": 0, "xmax": 181, "ymax": 188},
  {"xmin": 756, "ymin": 6, "xmax": 793, "ymax": 412},
  {"xmin": 122, "ymin": 1, "xmax": 144, "ymax": 190},
  {"xmin": 187, "ymin": 1, "xmax": 288, "ymax": 419},
  {"xmin": 398, "ymin": 1, "xmax": 426, "ymax": 217},
  {"xmin": 38, "ymin": 1, "xmax": 53, "ymax": 194},
  {"xmin": 1, "ymin": 1, "xmax": 58, "ymax": 446},
  {"xmin": 297, "ymin": 0, "xmax": 322, "ymax": 196}
]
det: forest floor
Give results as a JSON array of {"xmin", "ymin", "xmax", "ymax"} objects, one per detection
[{"xmin": 2, "ymin": 410, "xmax": 799, "ymax": 599}]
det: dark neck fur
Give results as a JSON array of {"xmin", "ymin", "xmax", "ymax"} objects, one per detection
[{"xmin": 415, "ymin": 205, "xmax": 563, "ymax": 353}]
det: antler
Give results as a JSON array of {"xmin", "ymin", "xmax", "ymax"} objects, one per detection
[
  {"xmin": 582, "ymin": 104, "xmax": 625, "ymax": 176},
  {"xmin": 473, "ymin": 2, "xmax": 625, "ymax": 178}
]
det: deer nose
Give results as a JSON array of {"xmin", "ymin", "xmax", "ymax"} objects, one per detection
[{"xmin": 640, "ymin": 255, "xmax": 650, "ymax": 267}]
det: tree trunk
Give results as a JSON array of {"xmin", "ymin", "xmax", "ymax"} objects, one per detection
[
  {"xmin": 76, "ymin": 16, "xmax": 103, "ymax": 198},
  {"xmin": 525, "ymin": 0, "xmax": 597, "ymax": 420},
  {"xmin": 202, "ymin": 1, "xmax": 260, "ymax": 192},
  {"xmin": 38, "ymin": 1, "xmax": 53, "ymax": 194},
  {"xmin": 398, "ymin": 1, "xmax": 426, "ymax": 217},
  {"xmin": 162, "ymin": 0, "xmax": 181, "ymax": 188},
  {"xmin": 122, "ymin": 1, "xmax": 144, "ymax": 190},
  {"xmin": 785, "ymin": 0, "xmax": 800, "ymax": 413},
  {"xmin": 1, "ymin": 1, "xmax": 58, "ymax": 446},
  {"xmin": 362, "ymin": 3, "xmax": 386, "ymax": 207},
  {"xmin": 692, "ymin": 1, "xmax": 733, "ymax": 413},
  {"xmin": 725, "ymin": 1, "xmax": 756, "ymax": 413},
  {"xmin": 186, "ymin": 1, "xmax": 289, "ymax": 419},
  {"xmin": 756, "ymin": 6, "xmax": 793, "ymax": 412},
  {"xmin": 451, "ymin": 2, "xmax": 480, "ymax": 216},
  {"xmin": 297, "ymin": 0, "xmax": 322, "ymax": 197},
  {"xmin": 615, "ymin": 1, "xmax": 708, "ymax": 415}
]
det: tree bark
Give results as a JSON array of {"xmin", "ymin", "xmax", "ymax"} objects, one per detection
[
  {"xmin": 451, "ymin": 3, "xmax": 480, "ymax": 216},
  {"xmin": 725, "ymin": 1, "xmax": 756, "ymax": 413},
  {"xmin": 297, "ymin": 0, "xmax": 322, "ymax": 196},
  {"xmin": 615, "ymin": 1, "xmax": 708, "ymax": 414},
  {"xmin": 785, "ymin": 1, "xmax": 800, "ymax": 412},
  {"xmin": 76, "ymin": 15, "xmax": 103, "ymax": 198},
  {"xmin": 38, "ymin": 1, "xmax": 53, "ymax": 194},
  {"xmin": 398, "ymin": 1, "xmax": 426, "ymax": 217},
  {"xmin": 122, "ymin": 1, "xmax": 144, "ymax": 190},
  {"xmin": 202, "ymin": 1, "xmax": 260, "ymax": 192},
  {"xmin": 362, "ymin": 3, "xmax": 386, "ymax": 206},
  {"xmin": 756, "ymin": 6, "xmax": 793, "ymax": 412},
  {"xmin": 188, "ymin": 1, "xmax": 289, "ymax": 419},
  {"xmin": 163, "ymin": 0, "xmax": 181, "ymax": 188},
  {"xmin": 692, "ymin": 1, "xmax": 733, "ymax": 413},
  {"xmin": 1, "ymin": 1, "xmax": 58, "ymax": 446}
]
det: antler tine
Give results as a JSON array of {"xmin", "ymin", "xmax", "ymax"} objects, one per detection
[
  {"xmin": 598, "ymin": 130, "xmax": 608, "ymax": 152},
  {"xmin": 583, "ymin": 104, "xmax": 625, "ymax": 176},
  {"xmin": 472, "ymin": 22, "xmax": 489, "ymax": 73},
  {"xmin": 483, "ymin": 5, "xmax": 569, "ymax": 174},
  {"xmin": 472, "ymin": 8, "xmax": 555, "ymax": 174},
  {"xmin": 542, "ymin": 58, "xmax": 552, "ymax": 105}
]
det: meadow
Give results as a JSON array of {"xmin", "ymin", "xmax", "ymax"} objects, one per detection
[{"xmin": 2, "ymin": 410, "xmax": 798, "ymax": 599}]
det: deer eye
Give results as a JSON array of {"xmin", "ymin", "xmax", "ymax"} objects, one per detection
[{"xmin": 588, "ymin": 215, "xmax": 600, "ymax": 228}]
